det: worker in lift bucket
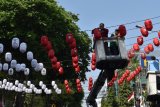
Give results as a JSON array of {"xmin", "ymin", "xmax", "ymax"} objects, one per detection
[
  {"xmin": 110, "ymin": 29, "xmax": 120, "ymax": 55},
  {"xmin": 92, "ymin": 23, "xmax": 109, "ymax": 53}
]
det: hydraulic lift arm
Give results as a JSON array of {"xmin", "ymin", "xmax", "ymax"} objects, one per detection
[{"xmin": 86, "ymin": 68, "xmax": 115, "ymax": 107}]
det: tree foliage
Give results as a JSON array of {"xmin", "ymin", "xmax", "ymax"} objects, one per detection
[{"xmin": 0, "ymin": 0, "xmax": 91, "ymax": 106}]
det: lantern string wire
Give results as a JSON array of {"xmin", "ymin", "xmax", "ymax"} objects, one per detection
[{"xmin": 84, "ymin": 15, "xmax": 160, "ymax": 32}]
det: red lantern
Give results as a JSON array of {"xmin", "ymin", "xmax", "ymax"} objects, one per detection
[
  {"xmin": 91, "ymin": 64, "xmax": 96, "ymax": 70},
  {"xmin": 92, "ymin": 52, "xmax": 96, "ymax": 61},
  {"xmin": 45, "ymin": 41, "xmax": 52, "ymax": 51},
  {"xmin": 76, "ymin": 79, "xmax": 80, "ymax": 84},
  {"xmin": 125, "ymin": 70, "xmax": 130, "ymax": 75},
  {"xmin": 148, "ymin": 44, "xmax": 154, "ymax": 52},
  {"xmin": 144, "ymin": 46, "xmax": 150, "ymax": 54},
  {"xmin": 92, "ymin": 60, "xmax": 96, "ymax": 65},
  {"xmin": 66, "ymin": 88, "xmax": 71, "ymax": 94},
  {"xmin": 133, "ymin": 43, "xmax": 140, "ymax": 51},
  {"xmin": 48, "ymin": 49, "xmax": 55, "ymax": 59},
  {"xmin": 75, "ymin": 66, "xmax": 80, "ymax": 73},
  {"xmin": 93, "ymin": 28, "xmax": 102, "ymax": 39},
  {"xmin": 72, "ymin": 56, "xmax": 78, "ymax": 63},
  {"xmin": 58, "ymin": 67, "xmax": 64, "ymax": 75},
  {"xmin": 153, "ymin": 38, "xmax": 159, "ymax": 46},
  {"xmin": 64, "ymin": 80, "xmax": 68, "ymax": 85},
  {"xmin": 69, "ymin": 38, "xmax": 76, "ymax": 49},
  {"xmin": 141, "ymin": 52, "xmax": 146, "ymax": 59},
  {"xmin": 66, "ymin": 33, "xmax": 74, "ymax": 43},
  {"xmin": 114, "ymin": 71, "xmax": 118, "ymax": 78},
  {"xmin": 144, "ymin": 19, "xmax": 153, "ymax": 31},
  {"xmin": 140, "ymin": 27, "xmax": 149, "ymax": 37},
  {"xmin": 137, "ymin": 66, "xmax": 142, "ymax": 72},
  {"xmin": 56, "ymin": 61, "xmax": 61, "ymax": 70},
  {"xmin": 137, "ymin": 36, "xmax": 143, "ymax": 45},
  {"xmin": 51, "ymin": 56, "xmax": 57, "ymax": 64},
  {"xmin": 77, "ymin": 87, "xmax": 82, "ymax": 92},
  {"xmin": 118, "ymin": 25, "xmax": 127, "ymax": 37},
  {"xmin": 72, "ymin": 62, "xmax": 78, "ymax": 68},
  {"xmin": 41, "ymin": 36, "xmax": 48, "ymax": 46},
  {"xmin": 126, "ymin": 77, "xmax": 131, "ymax": 82},
  {"xmin": 71, "ymin": 48, "xmax": 78, "ymax": 57}
]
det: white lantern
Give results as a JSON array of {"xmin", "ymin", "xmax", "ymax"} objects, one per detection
[
  {"xmin": 6, "ymin": 82, "xmax": 10, "ymax": 87},
  {"xmin": 15, "ymin": 64, "xmax": 21, "ymax": 72},
  {"xmin": 23, "ymin": 87, "xmax": 26, "ymax": 91},
  {"xmin": 3, "ymin": 79, "xmax": 7, "ymax": 84},
  {"xmin": 31, "ymin": 59, "xmax": 37, "ymax": 68},
  {"xmin": 33, "ymin": 87, "xmax": 37, "ymax": 92},
  {"xmin": 12, "ymin": 37, "xmax": 20, "ymax": 49},
  {"xmin": 0, "ymin": 63, "xmax": 2, "ymax": 71},
  {"xmin": 9, "ymin": 83, "xmax": 13, "ymax": 87},
  {"xmin": 12, "ymin": 86, "xmax": 16, "ymax": 90},
  {"xmin": 0, "ymin": 43, "xmax": 4, "ymax": 53},
  {"xmin": 53, "ymin": 84, "xmax": 57, "ymax": 90},
  {"xmin": 34, "ymin": 63, "xmax": 43, "ymax": 72},
  {"xmin": 20, "ymin": 63, "xmax": 26, "ymax": 71},
  {"xmin": 46, "ymin": 89, "xmax": 52, "ymax": 94},
  {"xmin": 15, "ymin": 87, "xmax": 18, "ymax": 92},
  {"xmin": 3, "ymin": 63, "xmax": 9, "ymax": 71},
  {"xmin": 2, "ymin": 84, "xmax": 5, "ymax": 89},
  {"xmin": 19, "ymin": 42, "xmax": 27, "ymax": 53},
  {"xmin": 28, "ymin": 89, "xmax": 32, "ymax": 93},
  {"xmin": 25, "ymin": 89, "xmax": 28, "ymax": 93},
  {"xmin": 27, "ymin": 51, "xmax": 33, "ymax": 61},
  {"xmin": 24, "ymin": 68, "xmax": 30, "ymax": 76},
  {"xmin": 5, "ymin": 52, "xmax": 12, "ymax": 62},
  {"xmin": 57, "ymin": 89, "xmax": 62, "ymax": 94},
  {"xmin": 39, "ymin": 81, "xmax": 43, "ymax": 87},
  {"xmin": 55, "ymin": 88, "xmax": 59, "ymax": 93},
  {"xmin": 27, "ymin": 81, "xmax": 31, "ymax": 86},
  {"xmin": 41, "ymin": 68, "xmax": 46, "ymax": 75},
  {"xmin": 30, "ymin": 84, "xmax": 35, "ymax": 89},
  {"xmin": 38, "ymin": 89, "xmax": 42, "ymax": 94},
  {"xmin": 41, "ymin": 84, "xmax": 46, "ymax": 90},
  {"xmin": 18, "ymin": 88, "xmax": 22, "ymax": 92},
  {"xmin": 51, "ymin": 81, "xmax": 55, "ymax": 86},
  {"xmin": 15, "ymin": 80, "xmax": 19, "ymax": 86},
  {"xmin": 44, "ymin": 88, "xmax": 48, "ymax": 93},
  {"xmin": 8, "ymin": 68, "xmax": 14, "ymax": 75},
  {"xmin": 5, "ymin": 86, "xmax": 8, "ymax": 90},
  {"xmin": 10, "ymin": 60, "xmax": 17, "ymax": 68}
]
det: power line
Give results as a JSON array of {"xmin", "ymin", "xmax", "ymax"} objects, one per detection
[{"xmin": 84, "ymin": 15, "xmax": 160, "ymax": 32}]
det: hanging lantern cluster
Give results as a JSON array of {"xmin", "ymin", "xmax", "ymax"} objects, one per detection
[
  {"xmin": 107, "ymin": 71, "xmax": 118, "ymax": 87},
  {"xmin": 40, "ymin": 36, "xmax": 63, "ymax": 75},
  {"xmin": 118, "ymin": 69, "xmax": 130, "ymax": 85},
  {"xmin": 126, "ymin": 66, "xmax": 142, "ymax": 82},
  {"xmin": 118, "ymin": 25, "xmax": 127, "ymax": 37},
  {"xmin": 64, "ymin": 80, "xmax": 71, "ymax": 94},
  {"xmin": 76, "ymin": 79, "xmax": 82, "ymax": 93},
  {"xmin": 88, "ymin": 77, "xmax": 93, "ymax": 91},
  {"xmin": 66, "ymin": 33, "xmax": 80, "ymax": 73},
  {"xmin": 140, "ymin": 19, "xmax": 153, "ymax": 37},
  {"xmin": 0, "ymin": 79, "xmax": 62, "ymax": 95},
  {"xmin": 91, "ymin": 50, "xmax": 96, "ymax": 70},
  {"xmin": 0, "ymin": 38, "xmax": 46, "ymax": 76}
]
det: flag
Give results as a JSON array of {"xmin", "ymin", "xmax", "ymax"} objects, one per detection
[{"xmin": 128, "ymin": 92, "xmax": 134, "ymax": 102}]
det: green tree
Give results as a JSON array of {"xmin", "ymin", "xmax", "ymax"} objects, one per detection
[{"xmin": 0, "ymin": 0, "xmax": 91, "ymax": 107}]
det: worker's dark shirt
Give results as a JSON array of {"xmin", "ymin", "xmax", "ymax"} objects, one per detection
[{"xmin": 92, "ymin": 28, "xmax": 109, "ymax": 38}]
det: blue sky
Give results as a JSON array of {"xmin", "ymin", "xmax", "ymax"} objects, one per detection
[
  {"xmin": 57, "ymin": 0, "xmax": 160, "ymax": 106},
  {"xmin": 57, "ymin": 0, "xmax": 160, "ymax": 50}
]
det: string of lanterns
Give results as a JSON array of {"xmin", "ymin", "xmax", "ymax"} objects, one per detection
[
  {"xmin": 40, "ymin": 36, "xmax": 64, "ymax": 75},
  {"xmin": 0, "ymin": 37, "xmax": 47, "ymax": 76},
  {"xmin": 0, "ymin": 79, "xmax": 62, "ymax": 95},
  {"xmin": 65, "ymin": 33, "xmax": 80, "ymax": 73}
]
